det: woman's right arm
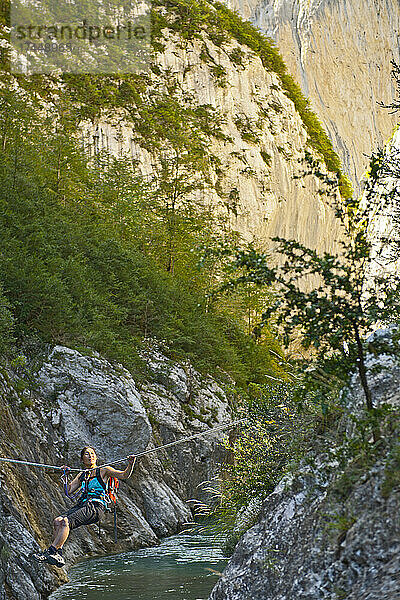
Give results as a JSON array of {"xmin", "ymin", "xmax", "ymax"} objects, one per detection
[{"xmin": 68, "ymin": 472, "xmax": 83, "ymax": 494}]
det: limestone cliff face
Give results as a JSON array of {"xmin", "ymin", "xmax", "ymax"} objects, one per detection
[
  {"xmin": 0, "ymin": 345, "xmax": 232, "ymax": 599},
  {"xmin": 79, "ymin": 29, "xmax": 343, "ymax": 255},
  {"xmin": 225, "ymin": 0, "xmax": 400, "ymax": 192},
  {"xmin": 209, "ymin": 329, "xmax": 400, "ymax": 600}
]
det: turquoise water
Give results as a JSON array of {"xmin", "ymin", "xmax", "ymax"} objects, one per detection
[{"xmin": 50, "ymin": 534, "xmax": 227, "ymax": 600}]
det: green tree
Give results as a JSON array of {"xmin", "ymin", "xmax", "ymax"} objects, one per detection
[
  {"xmin": 226, "ymin": 171, "xmax": 400, "ymax": 428},
  {"xmin": 139, "ymin": 94, "xmax": 219, "ymax": 276},
  {"xmin": 0, "ymin": 283, "xmax": 14, "ymax": 355},
  {"xmin": 193, "ymin": 383, "xmax": 310, "ymax": 546},
  {"xmin": 0, "ymin": 75, "xmax": 284, "ymax": 384}
]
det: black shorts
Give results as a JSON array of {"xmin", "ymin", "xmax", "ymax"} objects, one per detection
[{"xmin": 62, "ymin": 501, "xmax": 105, "ymax": 531}]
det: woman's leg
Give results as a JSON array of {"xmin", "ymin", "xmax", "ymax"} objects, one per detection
[
  {"xmin": 34, "ymin": 503, "xmax": 100, "ymax": 565},
  {"xmin": 32, "ymin": 516, "xmax": 68, "ymax": 565},
  {"xmin": 52, "ymin": 516, "xmax": 70, "ymax": 549}
]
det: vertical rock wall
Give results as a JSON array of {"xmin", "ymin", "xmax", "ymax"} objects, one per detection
[
  {"xmin": 79, "ymin": 30, "xmax": 344, "ymax": 256},
  {"xmin": 208, "ymin": 334, "xmax": 400, "ymax": 599},
  {"xmin": 225, "ymin": 0, "xmax": 400, "ymax": 192}
]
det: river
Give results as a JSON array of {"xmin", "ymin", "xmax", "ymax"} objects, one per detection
[{"xmin": 49, "ymin": 533, "xmax": 227, "ymax": 600}]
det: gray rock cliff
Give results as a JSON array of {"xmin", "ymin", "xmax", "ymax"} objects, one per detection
[
  {"xmin": 79, "ymin": 27, "xmax": 344, "ymax": 257},
  {"xmin": 209, "ymin": 330, "xmax": 400, "ymax": 599},
  {"xmin": 0, "ymin": 345, "xmax": 233, "ymax": 599}
]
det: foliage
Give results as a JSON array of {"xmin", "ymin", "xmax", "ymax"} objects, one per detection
[
  {"xmin": 379, "ymin": 60, "xmax": 400, "ymax": 113},
  {"xmin": 193, "ymin": 384, "xmax": 313, "ymax": 539},
  {"xmin": 211, "ymin": 1, "xmax": 351, "ymax": 197},
  {"xmin": 362, "ymin": 143, "xmax": 400, "ymax": 272},
  {"xmin": 0, "ymin": 75, "xmax": 282, "ymax": 385},
  {"xmin": 0, "ymin": 283, "xmax": 14, "ymax": 356},
  {"xmin": 325, "ymin": 512, "xmax": 356, "ymax": 535},
  {"xmin": 47, "ymin": 74, "xmax": 233, "ymax": 282},
  {"xmin": 382, "ymin": 442, "xmax": 400, "ymax": 498},
  {"xmin": 289, "ymin": 355, "xmax": 350, "ymax": 417},
  {"xmin": 2, "ymin": 0, "xmax": 349, "ymax": 197},
  {"xmin": 225, "ymin": 161, "xmax": 400, "ymax": 420},
  {"xmin": 150, "ymin": 0, "xmax": 351, "ymax": 198},
  {"xmin": 197, "ymin": 238, "xmax": 289, "ymax": 383},
  {"xmin": 199, "ymin": 392, "xmax": 400, "ymax": 547},
  {"xmin": 199, "ymin": 60, "xmax": 400, "ymax": 542},
  {"xmin": 234, "ymin": 114, "xmax": 262, "ymax": 144},
  {"xmin": 325, "ymin": 404, "xmax": 400, "ymax": 507},
  {"xmin": 224, "ymin": 385, "xmax": 308, "ymax": 499}
]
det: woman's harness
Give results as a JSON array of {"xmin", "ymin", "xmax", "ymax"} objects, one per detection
[
  {"xmin": 78, "ymin": 468, "xmax": 108, "ymax": 507},
  {"xmin": 62, "ymin": 466, "xmax": 123, "ymax": 541}
]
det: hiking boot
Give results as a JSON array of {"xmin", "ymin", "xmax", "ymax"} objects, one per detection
[
  {"xmin": 46, "ymin": 550, "xmax": 65, "ymax": 568},
  {"xmin": 32, "ymin": 549, "xmax": 65, "ymax": 568}
]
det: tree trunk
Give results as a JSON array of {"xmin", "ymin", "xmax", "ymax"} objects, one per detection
[
  {"xmin": 354, "ymin": 329, "xmax": 373, "ymax": 411},
  {"xmin": 353, "ymin": 322, "xmax": 379, "ymax": 443}
]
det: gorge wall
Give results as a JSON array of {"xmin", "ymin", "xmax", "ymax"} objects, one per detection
[
  {"xmin": 225, "ymin": 0, "xmax": 400, "ymax": 192},
  {"xmin": 0, "ymin": 3, "xmax": 377, "ymax": 599},
  {"xmin": 77, "ymin": 24, "xmax": 344, "ymax": 256},
  {"xmin": 209, "ymin": 329, "xmax": 400, "ymax": 600},
  {"xmin": 0, "ymin": 345, "xmax": 232, "ymax": 599}
]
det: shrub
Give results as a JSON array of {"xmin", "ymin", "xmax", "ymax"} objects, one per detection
[{"xmin": 0, "ymin": 284, "xmax": 14, "ymax": 356}]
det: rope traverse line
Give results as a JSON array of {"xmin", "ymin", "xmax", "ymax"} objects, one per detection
[
  {"xmin": 100, "ymin": 418, "xmax": 246, "ymax": 468},
  {"xmin": 0, "ymin": 419, "xmax": 245, "ymax": 472},
  {"xmin": 0, "ymin": 457, "xmax": 66, "ymax": 470}
]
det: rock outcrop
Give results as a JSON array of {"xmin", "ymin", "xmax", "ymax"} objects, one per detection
[
  {"xmin": 79, "ymin": 27, "xmax": 344, "ymax": 256},
  {"xmin": 0, "ymin": 344, "xmax": 233, "ymax": 599},
  {"xmin": 226, "ymin": 0, "xmax": 400, "ymax": 192},
  {"xmin": 210, "ymin": 459, "xmax": 400, "ymax": 599},
  {"xmin": 0, "ymin": 380, "xmax": 65, "ymax": 600},
  {"xmin": 209, "ymin": 330, "xmax": 400, "ymax": 599}
]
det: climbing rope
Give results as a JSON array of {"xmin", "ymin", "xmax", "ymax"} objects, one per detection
[
  {"xmin": 61, "ymin": 467, "xmax": 84, "ymax": 500},
  {"xmin": 0, "ymin": 419, "xmax": 245, "ymax": 472},
  {"xmin": 99, "ymin": 419, "xmax": 245, "ymax": 468},
  {"xmin": 0, "ymin": 457, "xmax": 67, "ymax": 470}
]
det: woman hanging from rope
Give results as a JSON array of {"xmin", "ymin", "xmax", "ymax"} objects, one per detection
[{"xmin": 33, "ymin": 446, "xmax": 136, "ymax": 568}]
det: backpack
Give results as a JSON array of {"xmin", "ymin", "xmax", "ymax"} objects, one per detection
[
  {"xmin": 106, "ymin": 477, "xmax": 120, "ymax": 543},
  {"xmin": 106, "ymin": 476, "xmax": 119, "ymax": 504}
]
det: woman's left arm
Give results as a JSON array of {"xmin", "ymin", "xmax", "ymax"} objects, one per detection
[{"xmin": 101, "ymin": 455, "xmax": 136, "ymax": 480}]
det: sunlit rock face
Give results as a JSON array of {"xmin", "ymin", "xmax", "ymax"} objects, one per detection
[
  {"xmin": 225, "ymin": 0, "xmax": 400, "ymax": 192},
  {"xmin": 80, "ymin": 29, "xmax": 344, "ymax": 257}
]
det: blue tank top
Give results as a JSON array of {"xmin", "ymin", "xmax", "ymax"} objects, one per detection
[{"xmin": 79, "ymin": 468, "xmax": 107, "ymax": 507}]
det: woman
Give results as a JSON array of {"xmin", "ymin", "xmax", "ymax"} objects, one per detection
[{"xmin": 33, "ymin": 446, "xmax": 136, "ymax": 567}]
